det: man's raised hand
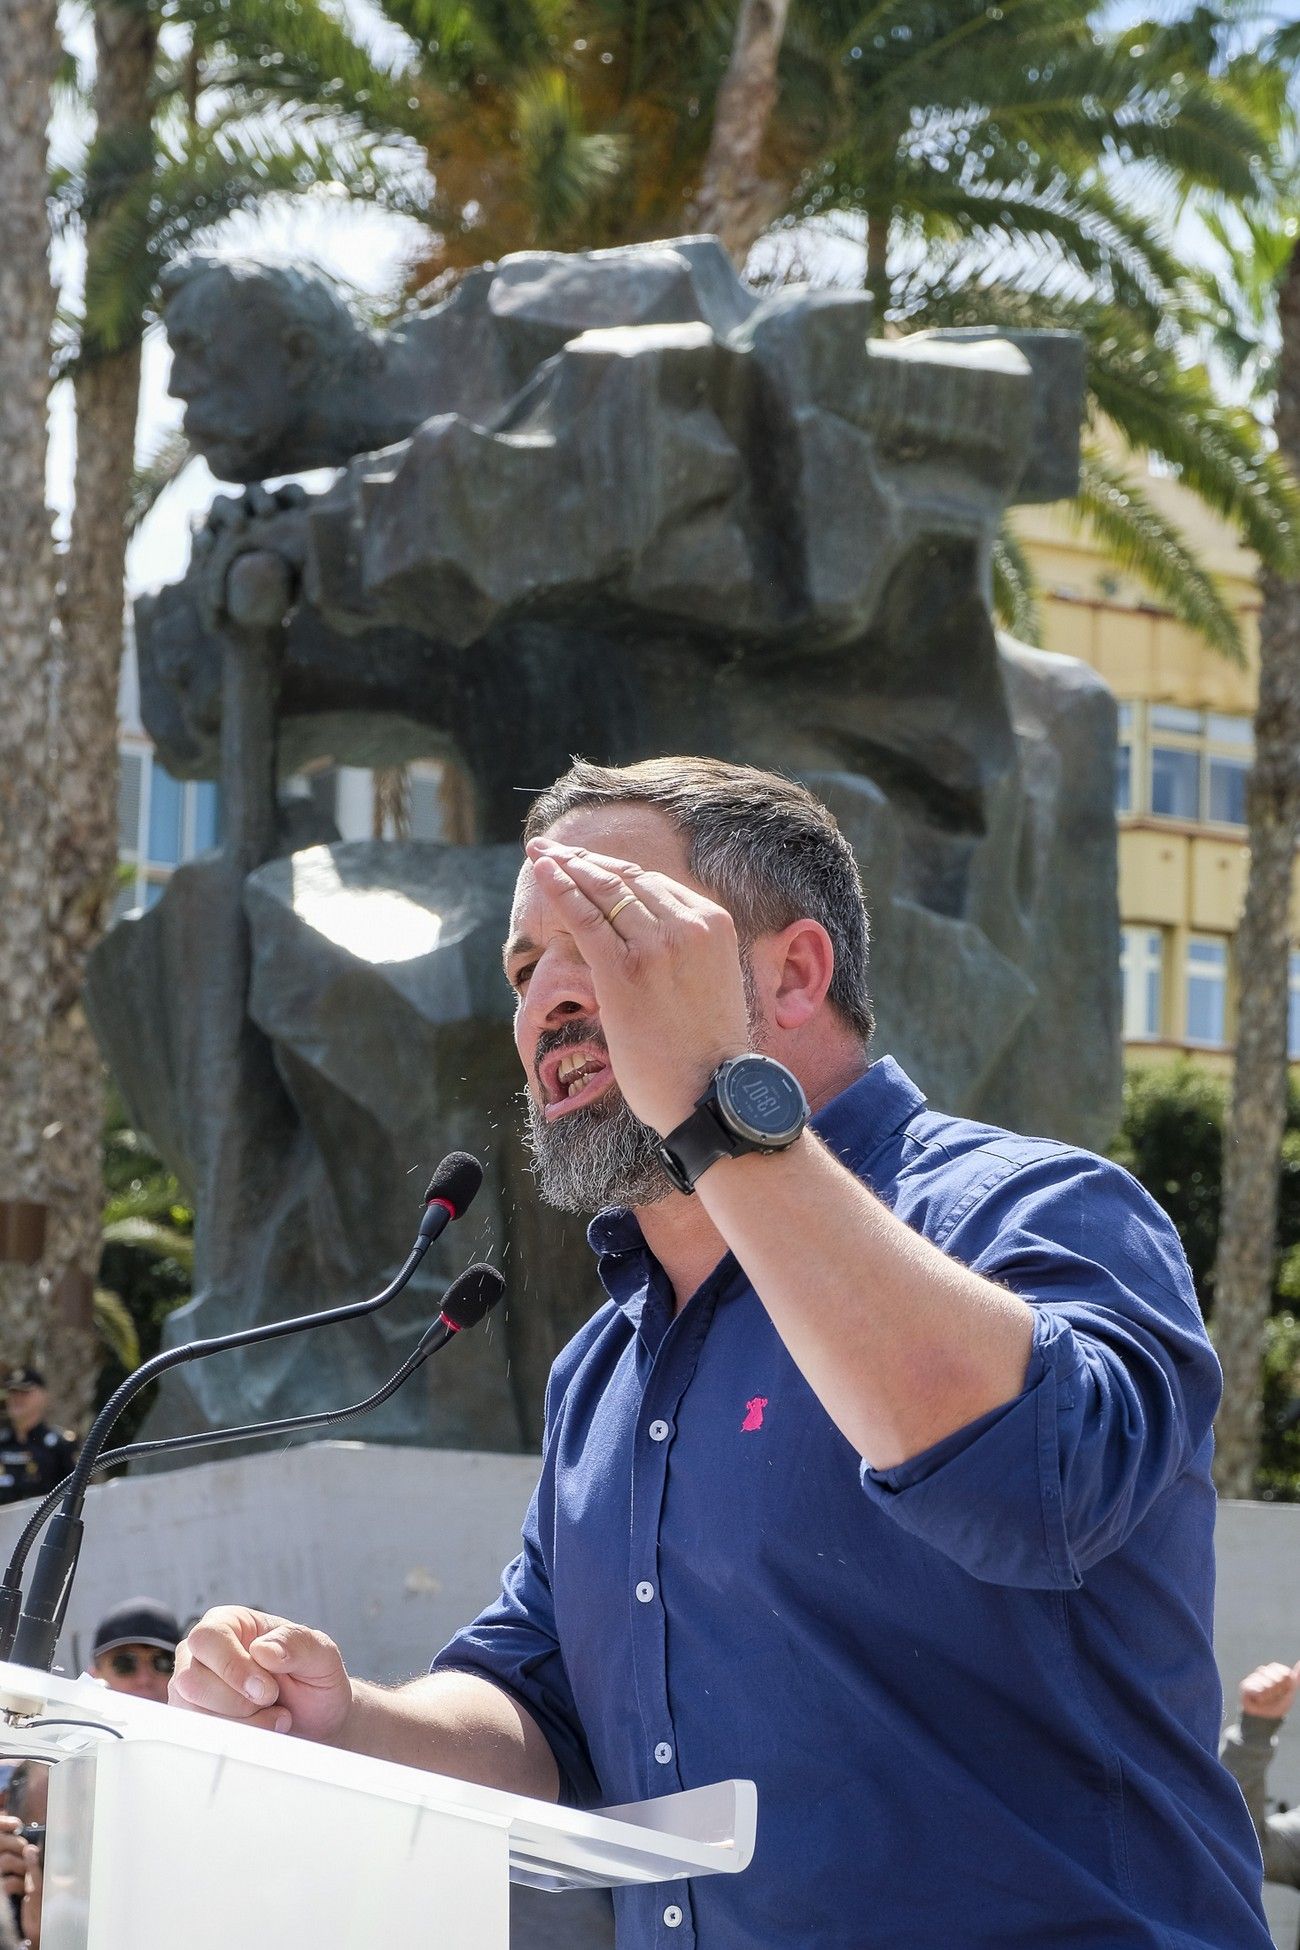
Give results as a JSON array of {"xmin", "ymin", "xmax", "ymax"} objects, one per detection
[
  {"xmin": 170, "ymin": 1606, "xmax": 353, "ymax": 1742},
  {"xmin": 524, "ymin": 836, "xmax": 752, "ymax": 1138}
]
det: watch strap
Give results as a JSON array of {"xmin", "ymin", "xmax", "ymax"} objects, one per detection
[{"xmin": 656, "ymin": 1100, "xmax": 740, "ymax": 1197}]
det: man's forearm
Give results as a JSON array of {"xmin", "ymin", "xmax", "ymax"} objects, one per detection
[
  {"xmin": 1221, "ymin": 1717, "xmax": 1300, "ymax": 1888},
  {"xmin": 696, "ymin": 1129, "xmax": 1035, "ymax": 1471},
  {"xmin": 334, "ymin": 1669, "xmax": 561, "ymax": 1802}
]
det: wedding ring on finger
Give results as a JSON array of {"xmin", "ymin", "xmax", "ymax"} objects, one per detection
[{"xmin": 606, "ymin": 894, "xmax": 637, "ymax": 926}]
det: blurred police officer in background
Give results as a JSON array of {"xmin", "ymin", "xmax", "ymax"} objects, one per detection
[{"xmin": 0, "ymin": 1372, "xmax": 75, "ymax": 1507}]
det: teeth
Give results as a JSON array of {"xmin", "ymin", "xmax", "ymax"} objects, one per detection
[{"xmin": 553, "ymin": 1049, "xmax": 606, "ymax": 1100}]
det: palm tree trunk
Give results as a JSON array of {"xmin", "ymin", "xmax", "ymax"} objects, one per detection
[
  {"xmin": 42, "ymin": 1, "xmax": 156, "ymax": 1425},
  {"xmin": 690, "ymin": 0, "xmax": 792, "ymax": 267},
  {"xmin": 0, "ymin": 1, "xmax": 60, "ymax": 1359},
  {"xmin": 1212, "ymin": 238, "xmax": 1300, "ymax": 1498}
]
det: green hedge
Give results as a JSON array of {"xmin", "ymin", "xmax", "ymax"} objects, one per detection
[{"xmin": 1111, "ymin": 1062, "xmax": 1300, "ymax": 1500}]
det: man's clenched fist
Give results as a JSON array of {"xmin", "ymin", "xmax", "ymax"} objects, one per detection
[
  {"xmin": 170, "ymin": 1607, "xmax": 354, "ymax": 1742},
  {"xmin": 1238, "ymin": 1660, "xmax": 1300, "ymax": 1721}
]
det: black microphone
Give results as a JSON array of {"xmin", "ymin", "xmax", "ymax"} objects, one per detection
[
  {"xmin": 0, "ymin": 1263, "xmax": 505, "ymax": 1662},
  {"xmin": 417, "ymin": 1153, "xmax": 483, "ymax": 1243},
  {"xmin": 437, "ymin": 1264, "xmax": 502, "ymax": 1332},
  {"xmin": 7, "ymin": 1154, "xmax": 484, "ymax": 1671}
]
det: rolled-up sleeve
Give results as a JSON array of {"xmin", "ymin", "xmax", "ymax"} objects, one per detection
[
  {"xmin": 431, "ymin": 1401, "xmax": 599, "ymax": 1805},
  {"xmin": 860, "ymin": 1153, "xmax": 1220, "ymax": 1589}
]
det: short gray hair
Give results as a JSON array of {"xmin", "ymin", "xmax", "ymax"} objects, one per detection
[{"xmin": 523, "ymin": 757, "xmax": 874, "ymax": 1045}]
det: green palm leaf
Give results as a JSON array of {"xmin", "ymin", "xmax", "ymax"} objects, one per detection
[
  {"xmin": 101, "ymin": 1218, "xmax": 195, "ymax": 1268},
  {"xmin": 991, "ymin": 522, "xmax": 1043, "ymax": 642},
  {"xmin": 514, "ymin": 68, "xmax": 624, "ymax": 239},
  {"xmin": 1085, "ymin": 326, "xmax": 1300, "ymax": 575},
  {"xmin": 78, "ymin": 122, "xmax": 417, "ymax": 356},
  {"xmin": 92, "ymin": 1289, "xmax": 142, "ymax": 1373},
  {"xmin": 1074, "ymin": 445, "xmax": 1243, "ymax": 664},
  {"xmin": 169, "ymin": 0, "xmax": 424, "ymax": 136},
  {"xmin": 129, "ymin": 429, "xmax": 193, "ymax": 534},
  {"xmin": 903, "ymin": 271, "xmax": 1300, "ymax": 582}
]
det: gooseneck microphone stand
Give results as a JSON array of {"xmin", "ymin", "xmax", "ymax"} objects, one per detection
[
  {"xmin": 0, "ymin": 1261, "xmax": 504, "ymax": 1664},
  {"xmin": 7, "ymin": 1153, "xmax": 484, "ymax": 1671}
]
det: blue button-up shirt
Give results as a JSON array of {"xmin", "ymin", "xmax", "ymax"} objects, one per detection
[{"xmin": 434, "ymin": 1059, "xmax": 1270, "ymax": 1947}]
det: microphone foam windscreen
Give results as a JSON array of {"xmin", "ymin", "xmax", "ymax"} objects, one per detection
[
  {"xmin": 440, "ymin": 1263, "xmax": 505, "ymax": 1332},
  {"xmin": 424, "ymin": 1151, "xmax": 484, "ymax": 1216}
]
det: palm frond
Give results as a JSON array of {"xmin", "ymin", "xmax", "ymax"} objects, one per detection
[
  {"xmin": 900, "ymin": 269, "xmax": 1300, "ymax": 581},
  {"xmin": 102, "ymin": 1167, "xmax": 189, "ymax": 1221},
  {"xmin": 371, "ymin": 0, "xmax": 554, "ymax": 88},
  {"xmin": 877, "ymin": 158, "xmax": 1180, "ymax": 323},
  {"xmin": 92, "ymin": 1289, "xmax": 142, "ymax": 1372},
  {"xmin": 129, "ymin": 430, "xmax": 194, "ymax": 534},
  {"xmin": 1268, "ymin": 20, "xmax": 1300, "ymax": 67},
  {"xmin": 170, "ymin": 0, "xmax": 424, "ymax": 135},
  {"xmin": 513, "ymin": 67, "xmax": 624, "ymax": 241},
  {"xmin": 1085, "ymin": 323, "xmax": 1300, "ymax": 574},
  {"xmin": 828, "ymin": 24, "xmax": 1273, "ymax": 207},
  {"xmin": 79, "ymin": 121, "xmax": 418, "ymax": 357},
  {"xmin": 1075, "ymin": 445, "xmax": 1244, "ymax": 663},
  {"xmin": 101, "ymin": 1216, "xmax": 195, "ymax": 1268},
  {"xmin": 991, "ymin": 522, "xmax": 1043, "ymax": 642}
]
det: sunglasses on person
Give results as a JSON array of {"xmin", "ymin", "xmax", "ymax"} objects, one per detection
[{"xmin": 107, "ymin": 1648, "xmax": 174, "ymax": 1678}]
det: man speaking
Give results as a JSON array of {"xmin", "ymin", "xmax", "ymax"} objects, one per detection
[{"xmin": 173, "ymin": 757, "xmax": 1271, "ymax": 1947}]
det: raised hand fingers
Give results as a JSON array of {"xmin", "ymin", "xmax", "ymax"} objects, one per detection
[
  {"xmin": 1239, "ymin": 1661, "xmax": 1300, "ymax": 1715},
  {"xmin": 171, "ymin": 1606, "xmax": 288, "ymax": 1718},
  {"xmin": 526, "ymin": 838, "xmax": 725, "ymax": 931}
]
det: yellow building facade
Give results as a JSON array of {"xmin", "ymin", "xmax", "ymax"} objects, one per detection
[{"xmin": 1014, "ymin": 467, "xmax": 1300, "ymax": 1072}]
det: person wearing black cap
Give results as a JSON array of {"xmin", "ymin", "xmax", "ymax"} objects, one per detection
[
  {"xmin": 91, "ymin": 1601, "xmax": 182, "ymax": 1705},
  {"xmin": 0, "ymin": 1372, "xmax": 76, "ymax": 1507}
]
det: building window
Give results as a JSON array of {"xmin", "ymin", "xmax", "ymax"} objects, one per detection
[
  {"xmin": 1141, "ymin": 704, "xmax": 1253, "ymax": 828},
  {"xmin": 116, "ymin": 742, "xmax": 221, "ymax": 916},
  {"xmin": 1121, "ymin": 926, "xmax": 1163, "ymax": 1040},
  {"xmin": 1185, "ymin": 935, "xmax": 1228, "ymax": 1047},
  {"xmin": 1149, "ymin": 704, "xmax": 1202, "ymax": 819},
  {"xmin": 1150, "ymin": 744, "xmax": 1200, "ymax": 819},
  {"xmin": 1289, "ymin": 951, "xmax": 1300, "ymax": 1062},
  {"xmin": 1115, "ymin": 702, "xmax": 1134, "ymax": 815},
  {"xmin": 1204, "ymin": 712, "xmax": 1251, "ymax": 828}
]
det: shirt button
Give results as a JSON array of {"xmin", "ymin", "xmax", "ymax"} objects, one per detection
[
  {"xmin": 648, "ymin": 1419, "xmax": 671, "ymax": 1442},
  {"xmin": 663, "ymin": 1905, "xmax": 683, "ymax": 1928},
  {"xmin": 654, "ymin": 1742, "xmax": 673, "ymax": 1764},
  {"xmin": 635, "ymin": 1581, "xmax": 655, "ymax": 1604}
]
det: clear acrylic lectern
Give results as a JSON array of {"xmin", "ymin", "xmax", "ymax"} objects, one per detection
[{"xmin": 0, "ymin": 1660, "xmax": 755, "ymax": 1950}]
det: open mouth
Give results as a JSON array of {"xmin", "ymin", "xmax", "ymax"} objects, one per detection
[{"xmin": 538, "ymin": 1043, "xmax": 616, "ymax": 1121}]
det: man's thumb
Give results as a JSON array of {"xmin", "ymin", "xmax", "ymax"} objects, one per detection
[{"xmin": 249, "ymin": 1624, "xmax": 337, "ymax": 1680}]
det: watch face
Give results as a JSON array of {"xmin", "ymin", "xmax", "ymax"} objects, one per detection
[{"xmin": 717, "ymin": 1056, "xmax": 808, "ymax": 1144}]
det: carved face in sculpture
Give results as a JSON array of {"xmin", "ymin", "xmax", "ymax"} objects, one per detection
[{"xmin": 162, "ymin": 259, "xmax": 358, "ymax": 482}]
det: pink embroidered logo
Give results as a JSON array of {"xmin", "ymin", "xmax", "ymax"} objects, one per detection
[{"xmin": 741, "ymin": 1397, "xmax": 768, "ymax": 1433}]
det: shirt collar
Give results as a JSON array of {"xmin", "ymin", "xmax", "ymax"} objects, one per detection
[
  {"xmin": 811, "ymin": 1054, "xmax": 927, "ymax": 1177},
  {"xmin": 586, "ymin": 1055, "xmax": 928, "ymax": 1311}
]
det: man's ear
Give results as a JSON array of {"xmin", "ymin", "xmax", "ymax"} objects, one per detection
[{"xmin": 769, "ymin": 920, "xmax": 835, "ymax": 1031}]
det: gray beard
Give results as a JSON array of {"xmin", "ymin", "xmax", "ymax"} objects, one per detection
[{"xmin": 524, "ymin": 1085, "xmax": 673, "ymax": 1215}]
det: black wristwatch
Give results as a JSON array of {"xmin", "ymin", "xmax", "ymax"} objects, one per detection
[{"xmin": 657, "ymin": 1055, "xmax": 809, "ymax": 1195}]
